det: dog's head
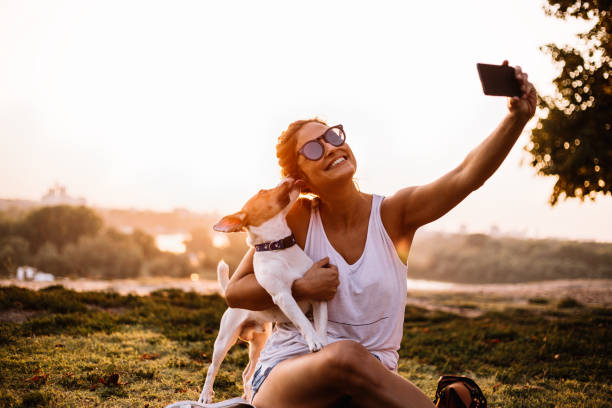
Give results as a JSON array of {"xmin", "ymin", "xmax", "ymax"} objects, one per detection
[{"xmin": 213, "ymin": 177, "xmax": 299, "ymax": 233}]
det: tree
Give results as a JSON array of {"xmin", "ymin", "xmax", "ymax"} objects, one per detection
[
  {"xmin": 0, "ymin": 236, "xmax": 30, "ymax": 276},
  {"xmin": 131, "ymin": 229, "xmax": 160, "ymax": 259},
  {"xmin": 19, "ymin": 206, "xmax": 102, "ymax": 252},
  {"xmin": 527, "ymin": 0, "xmax": 611, "ymax": 204},
  {"xmin": 33, "ymin": 242, "xmax": 71, "ymax": 277},
  {"xmin": 184, "ymin": 227, "xmax": 212, "ymax": 257},
  {"xmin": 64, "ymin": 234, "xmax": 143, "ymax": 279}
]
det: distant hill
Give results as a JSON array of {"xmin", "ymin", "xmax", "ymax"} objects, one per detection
[
  {"xmin": 97, "ymin": 208, "xmax": 219, "ymax": 235},
  {"xmin": 407, "ymin": 231, "xmax": 612, "ymax": 283},
  {"xmin": 0, "ymin": 199, "xmax": 218, "ymax": 235}
]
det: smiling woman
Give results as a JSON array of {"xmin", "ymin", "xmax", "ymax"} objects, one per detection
[{"xmin": 223, "ymin": 68, "xmax": 536, "ymax": 407}]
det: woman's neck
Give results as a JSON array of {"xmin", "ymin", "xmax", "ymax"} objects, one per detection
[{"xmin": 317, "ymin": 182, "xmax": 369, "ymax": 228}]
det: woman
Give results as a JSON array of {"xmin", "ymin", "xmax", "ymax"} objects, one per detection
[{"xmin": 224, "ymin": 62, "xmax": 536, "ymax": 408}]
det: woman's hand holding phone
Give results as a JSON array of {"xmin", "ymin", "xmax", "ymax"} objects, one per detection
[{"xmin": 502, "ymin": 60, "xmax": 537, "ymax": 121}]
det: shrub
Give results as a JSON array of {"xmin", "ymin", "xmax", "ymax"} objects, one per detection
[
  {"xmin": 0, "ymin": 236, "xmax": 30, "ymax": 277},
  {"xmin": 557, "ymin": 297, "xmax": 583, "ymax": 309}
]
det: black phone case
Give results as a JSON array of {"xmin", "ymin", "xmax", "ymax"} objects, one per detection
[{"xmin": 477, "ymin": 63, "xmax": 521, "ymax": 97}]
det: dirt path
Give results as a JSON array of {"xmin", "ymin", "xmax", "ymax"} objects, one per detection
[
  {"xmin": 405, "ymin": 278, "xmax": 612, "ymax": 306},
  {"xmin": 0, "ymin": 277, "xmax": 221, "ymax": 296},
  {"xmin": 2, "ymin": 278, "xmax": 610, "ymax": 307}
]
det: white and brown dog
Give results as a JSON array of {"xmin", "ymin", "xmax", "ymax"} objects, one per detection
[{"xmin": 198, "ymin": 178, "xmax": 328, "ymax": 404}]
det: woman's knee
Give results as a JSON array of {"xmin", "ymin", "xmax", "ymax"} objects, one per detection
[{"xmin": 322, "ymin": 341, "xmax": 377, "ymax": 386}]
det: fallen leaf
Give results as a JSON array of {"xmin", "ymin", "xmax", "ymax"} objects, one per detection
[
  {"xmin": 141, "ymin": 353, "xmax": 160, "ymax": 360},
  {"xmin": 25, "ymin": 374, "xmax": 48, "ymax": 383}
]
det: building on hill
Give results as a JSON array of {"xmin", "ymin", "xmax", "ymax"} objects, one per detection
[{"xmin": 41, "ymin": 183, "xmax": 86, "ymax": 206}]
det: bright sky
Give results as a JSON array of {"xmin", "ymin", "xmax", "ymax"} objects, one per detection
[{"xmin": 1, "ymin": 0, "xmax": 611, "ymax": 242}]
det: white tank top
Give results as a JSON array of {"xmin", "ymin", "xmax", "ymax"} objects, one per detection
[{"xmin": 256, "ymin": 195, "xmax": 407, "ymax": 371}]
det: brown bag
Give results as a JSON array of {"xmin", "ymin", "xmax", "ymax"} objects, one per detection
[{"xmin": 433, "ymin": 375, "xmax": 487, "ymax": 408}]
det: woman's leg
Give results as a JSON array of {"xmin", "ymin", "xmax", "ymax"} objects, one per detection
[{"xmin": 252, "ymin": 340, "xmax": 435, "ymax": 408}]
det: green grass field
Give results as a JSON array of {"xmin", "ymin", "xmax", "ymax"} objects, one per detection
[{"xmin": 0, "ymin": 285, "xmax": 609, "ymax": 407}]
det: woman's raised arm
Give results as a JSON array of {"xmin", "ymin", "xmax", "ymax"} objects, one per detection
[{"xmin": 383, "ymin": 63, "xmax": 537, "ymax": 237}]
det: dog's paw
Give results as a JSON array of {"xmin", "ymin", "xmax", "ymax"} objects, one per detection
[
  {"xmin": 306, "ymin": 335, "xmax": 326, "ymax": 352},
  {"xmin": 308, "ymin": 341, "xmax": 323, "ymax": 352},
  {"xmin": 198, "ymin": 389, "xmax": 214, "ymax": 404}
]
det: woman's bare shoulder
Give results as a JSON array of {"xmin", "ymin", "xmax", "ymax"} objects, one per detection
[
  {"xmin": 287, "ymin": 197, "xmax": 313, "ymax": 248},
  {"xmin": 380, "ymin": 188, "xmax": 418, "ymax": 245}
]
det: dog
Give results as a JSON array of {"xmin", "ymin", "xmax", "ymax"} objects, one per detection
[{"xmin": 198, "ymin": 178, "xmax": 328, "ymax": 404}]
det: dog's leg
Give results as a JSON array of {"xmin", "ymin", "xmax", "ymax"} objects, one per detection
[
  {"xmin": 198, "ymin": 311, "xmax": 242, "ymax": 404},
  {"xmin": 313, "ymin": 301, "xmax": 328, "ymax": 345},
  {"xmin": 241, "ymin": 322, "xmax": 272, "ymax": 401},
  {"xmin": 272, "ymin": 293, "xmax": 324, "ymax": 352}
]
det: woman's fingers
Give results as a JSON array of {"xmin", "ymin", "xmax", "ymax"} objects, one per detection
[
  {"xmin": 503, "ymin": 61, "xmax": 537, "ymax": 117},
  {"xmin": 314, "ymin": 257, "xmax": 329, "ymax": 266}
]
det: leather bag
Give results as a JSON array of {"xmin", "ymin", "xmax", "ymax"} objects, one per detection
[{"xmin": 433, "ymin": 375, "xmax": 487, "ymax": 408}]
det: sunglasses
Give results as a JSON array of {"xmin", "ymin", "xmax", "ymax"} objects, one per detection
[{"xmin": 297, "ymin": 125, "xmax": 346, "ymax": 161}]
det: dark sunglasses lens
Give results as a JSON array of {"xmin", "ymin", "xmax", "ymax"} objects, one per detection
[
  {"xmin": 324, "ymin": 128, "xmax": 345, "ymax": 146},
  {"xmin": 302, "ymin": 141, "xmax": 324, "ymax": 160}
]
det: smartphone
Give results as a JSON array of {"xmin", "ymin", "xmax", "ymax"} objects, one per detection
[{"xmin": 476, "ymin": 63, "xmax": 521, "ymax": 97}]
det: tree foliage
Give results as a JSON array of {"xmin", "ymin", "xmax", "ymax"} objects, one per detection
[
  {"xmin": 407, "ymin": 232, "xmax": 612, "ymax": 283},
  {"xmin": 0, "ymin": 236, "xmax": 30, "ymax": 277},
  {"xmin": 182, "ymin": 226, "xmax": 248, "ymax": 274},
  {"xmin": 528, "ymin": 0, "xmax": 611, "ymax": 204},
  {"xmin": 19, "ymin": 206, "xmax": 102, "ymax": 252}
]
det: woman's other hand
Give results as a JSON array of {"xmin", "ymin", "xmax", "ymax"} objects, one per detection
[
  {"xmin": 503, "ymin": 60, "xmax": 537, "ymax": 121},
  {"xmin": 292, "ymin": 257, "xmax": 339, "ymax": 301}
]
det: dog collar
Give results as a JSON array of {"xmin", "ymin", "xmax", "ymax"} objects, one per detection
[{"xmin": 254, "ymin": 234, "xmax": 297, "ymax": 252}]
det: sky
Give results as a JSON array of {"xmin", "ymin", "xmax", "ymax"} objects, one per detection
[{"xmin": 1, "ymin": 0, "xmax": 611, "ymax": 242}]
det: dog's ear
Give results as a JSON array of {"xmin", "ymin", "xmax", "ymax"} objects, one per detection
[{"xmin": 213, "ymin": 212, "xmax": 247, "ymax": 232}]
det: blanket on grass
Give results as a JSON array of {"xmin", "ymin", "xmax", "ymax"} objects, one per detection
[{"xmin": 165, "ymin": 398, "xmax": 254, "ymax": 408}]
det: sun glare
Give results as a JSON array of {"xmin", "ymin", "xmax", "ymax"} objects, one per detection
[
  {"xmin": 155, "ymin": 233, "xmax": 188, "ymax": 253},
  {"xmin": 212, "ymin": 234, "xmax": 230, "ymax": 249}
]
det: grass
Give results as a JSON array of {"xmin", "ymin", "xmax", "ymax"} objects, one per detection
[{"xmin": 0, "ymin": 285, "xmax": 610, "ymax": 407}]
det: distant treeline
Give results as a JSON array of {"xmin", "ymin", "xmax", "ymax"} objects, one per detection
[
  {"xmin": 1, "ymin": 204, "xmax": 610, "ymax": 283},
  {"xmin": 407, "ymin": 232, "xmax": 612, "ymax": 283},
  {"xmin": 0, "ymin": 205, "xmax": 248, "ymax": 279}
]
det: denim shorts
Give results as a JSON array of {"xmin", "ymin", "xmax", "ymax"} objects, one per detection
[{"xmin": 250, "ymin": 363, "xmax": 277, "ymax": 402}]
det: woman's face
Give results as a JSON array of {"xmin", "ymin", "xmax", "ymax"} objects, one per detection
[{"xmin": 294, "ymin": 121, "xmax": 357, "ymax": 193}]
